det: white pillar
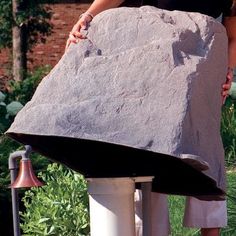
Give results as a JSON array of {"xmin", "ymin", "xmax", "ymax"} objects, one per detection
[{"xmin": 87, "ymin": 178, "xmax": 136, "ymax": 236}]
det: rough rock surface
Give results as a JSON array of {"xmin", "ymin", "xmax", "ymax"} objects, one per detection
[{"xmin": 7, "ymin": 6, "xmax": 228, "ymax": 198}]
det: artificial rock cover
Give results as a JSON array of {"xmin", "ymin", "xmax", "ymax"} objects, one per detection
[{"xmin": 7, "ymin": 6, "xmax": 228, "ymax": 199}]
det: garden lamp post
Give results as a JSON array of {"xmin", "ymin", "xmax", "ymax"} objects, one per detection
[{"xmin": 8, "ymin": 145, "xmax": 44, "ymax": 236}]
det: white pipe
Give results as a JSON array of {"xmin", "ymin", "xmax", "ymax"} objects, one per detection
[{"xmin": 87, "ymin": 178, "xmax": 136, "ymax": 236}]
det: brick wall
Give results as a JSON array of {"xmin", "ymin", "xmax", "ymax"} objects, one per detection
[
  {"xmin": 0, "ymin": 48, "xmax": 11, "ymax": 76},
  {"xmin": 0, "ymin": 2, "xmax": 91, "ymax": 78}
]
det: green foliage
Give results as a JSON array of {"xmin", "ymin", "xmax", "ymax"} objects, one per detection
[
  {"xmin": 0, "ymin": 66, "xmax": 49, "ymax": 135},
  {"xmin": 21, "ymin": 163, "xmax": 90, "ymax": 236},
  {"xmin": 7, "ymin": 65, "xmax": 51, "ymax": 104},
  {"xmin": 221, "ymin": 171, "xmax": 236, "ymax": 236},
  {"xmin": 0, "ymin": 91, "xmax": 23, "ymax": 134},
  {"xmin": 221, "ymin": 98, "xmax": 236, "ymax": 166},
  {"xmin": 0, "ymin": 0, "xmax": 53, "ymax": 50},
  {"xmin": 6, "ymin": 101, "xmax": 24, "ymax": 116},
  {"xmin": 0, "ymin": 91, "xmax": 6, "ymax": 102},
  {"xmin": 0, "ymin": 0, "xmax": 12, "ymax": 48}
]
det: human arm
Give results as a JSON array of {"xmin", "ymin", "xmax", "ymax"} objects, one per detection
[
  {"xmin": 65, "ymin": 0, "xmax": 125, "ymax": 50},
  {"xmin": 222, "ymin": 16, "xmax": 236, "ymax": 103}
]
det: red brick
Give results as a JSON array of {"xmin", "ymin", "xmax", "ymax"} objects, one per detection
[{"xmin": 0, "ymin": 2, "xmax": 91, "ymax": 77}]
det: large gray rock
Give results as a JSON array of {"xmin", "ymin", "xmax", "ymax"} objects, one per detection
[{"xmin": 7, "ymin": 6, "xmax": 228, "ymax": 199}]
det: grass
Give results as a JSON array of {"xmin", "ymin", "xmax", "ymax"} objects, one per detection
[
  {"xmin": 168, "ymin": 196, "xmax": 200, "ymax": 236},
  {"xmin": 168, "ymin": 171, "xmax": 236, "ymax": 236},
  {"xmin": 221, "ymin": 170, "xmax": 236, "ymax": 236}
]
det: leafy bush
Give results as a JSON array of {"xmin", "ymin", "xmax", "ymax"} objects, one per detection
[
  {"xmin": 0, "ymin": 91, "xmax": 23, "ymax": 133},
  {"xmin": 21, "ymin": 164, "xmax": 90, "ymax": 236},
  {"xmin": 7, "ymin": 65, "xmax": 51, "ymax": 105},
  {"xmin": 0, "ymin": 91, "xmax": 6, "ymax": 101},
  {"xmin": 0, "ymin": 0, "xmax": 53, "ymax": 50},
  {"xmin": 0, "ymin": 66, "xmax": 50, "ymax": 134}
]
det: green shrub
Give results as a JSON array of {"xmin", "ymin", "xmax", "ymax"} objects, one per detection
[
  {"xmin": 0, "ymin": 91, "xmax": 6, "ymax": 102},
  {"xmin": 21, "ymin": 163, "xmax": 89, "ymax": 236},
  {"xmin": 0, "ymin": 91, "xmax": 23, "ymax": 133},
  {"xmin": 0, "ymin": 66, "xmax": 50, "ymax": 134},
  {"xmin": 7, "ymin": 65, "xmax": 51, "ymax": 105},
  {"xmin": 6, "ymin": 101, "xmax": 24, "ymax": 116}
]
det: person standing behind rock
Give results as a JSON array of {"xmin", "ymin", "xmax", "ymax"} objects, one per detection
[{"xmin": 66, "ymin": 1, "xmax": 236, "ymax": 236}]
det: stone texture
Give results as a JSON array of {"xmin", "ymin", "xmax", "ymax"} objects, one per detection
[{"xmin": 7, "ymin": 6, "xmax": 228, "ymax": 199}]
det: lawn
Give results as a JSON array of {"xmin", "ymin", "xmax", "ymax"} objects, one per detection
[{"xmin": 168, "ymin": 171, "xmax": 236, "ymax": 236}]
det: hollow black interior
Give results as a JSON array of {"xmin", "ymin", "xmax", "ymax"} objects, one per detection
[{"xmin": 7, "ymin": 133, "xmax": 224, "ymax": 200}]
